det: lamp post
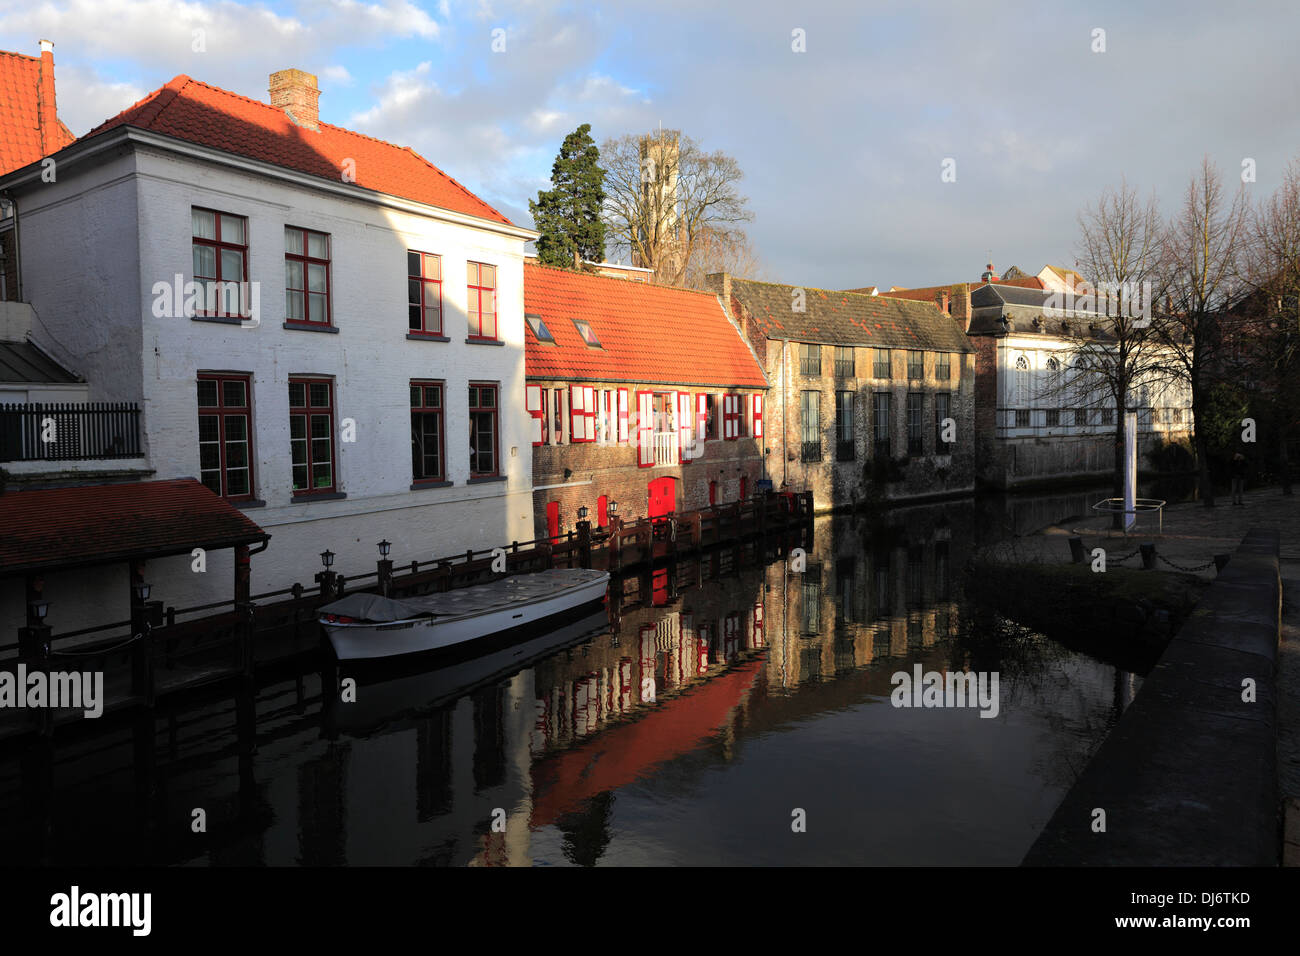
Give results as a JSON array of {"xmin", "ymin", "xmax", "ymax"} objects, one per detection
[
  {"xmin": 377, "ymin": 539, "xmax": 393, "ymax": 596},
  {"xmin": 317, "ymin": 549, "xmax": 338, "ymax": 600},
  {"xmin": 18, "ymin": 599, "xmax": 51, "ymax": 660},
  {"xmin": 576, "ymin": 505, "xmax": 592, "ymax": 569}
]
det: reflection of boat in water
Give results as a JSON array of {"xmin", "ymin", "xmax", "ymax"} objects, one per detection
[
  {"xmin": 530, "ymin": 657, "xmax": 763, "ymax": 827},
  {"xmin": 330, "ymin": 610, "xmax": 612, "ymax": 737},
  {"xmin": 318, "ymin": 569, "xmax": 609, "ymax": 661}
]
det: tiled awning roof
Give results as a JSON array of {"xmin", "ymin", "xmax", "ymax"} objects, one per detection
[
  {"xmin": 0, "ymin": 478, "xmax": 268, "ymax": 576},
  {"xmin": 0, "ymin": 341, "xmax": 80, "ymax": 384}
]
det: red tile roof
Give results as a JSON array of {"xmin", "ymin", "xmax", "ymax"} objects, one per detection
[
  {"xmin": 523, "ymin": 263, "xmax": 767, "ymax": 388},
  {"xmin": 0, "ymin": 478, "xmax": 267, "ymax": 576},
  {"xmin": 77, "ymin": 74, "xmax": 511, "ymax": 224},
  {"xmin": 0, "ymin": 48, "xmax": 75, "ymax": 175}
]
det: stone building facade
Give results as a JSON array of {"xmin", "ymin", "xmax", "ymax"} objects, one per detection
[
  {"xmin": 967, "ymin": 283, "xmax": 1194, "ymax": 488},
  {"xmin": 707, "ymin": 274, "xmax": 976, "ymax": 512},
  {"xmin": 525, "ymin": 262, "xmax": 767, "ymax": 539}
]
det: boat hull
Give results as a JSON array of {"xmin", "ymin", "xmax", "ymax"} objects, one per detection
[{"xmin": 322, "ymin": 573, "xmax": 609, "ymax": 661}]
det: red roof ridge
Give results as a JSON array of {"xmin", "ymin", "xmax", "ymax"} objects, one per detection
[
  {"xmin": 75, "ymin": 73, "xmax": 510, "ymax": 224},
  {"xmin": 84, "ymin": 74, "xmax": 192, "ymax": 138},
  {"xmin": 523, "ymin": 260, "xmax": 725, "ymax": 299},
  {"xmin": 0, "ymin": 50, "xmax": 40, "ymax": 63}
]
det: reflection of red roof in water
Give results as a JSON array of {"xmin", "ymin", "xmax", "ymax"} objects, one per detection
[{"xmin": 530, "ymin": 658, "xmax": 762, "ymax": 828}]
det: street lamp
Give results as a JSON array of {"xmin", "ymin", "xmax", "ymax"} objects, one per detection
[
  {"xmin": 608, "ymin": 500, "xmax": 618, "ymax": 516},
  {"xmin": 577, "ymin": 505, "xmax": 589, "ymax": 521},
  {"xmin": 320, "ymin": 549, "xmax": 335, "ymax": 569},
  {"xmin": 28, "ymin": 599, "xmax": 48, "ymax": 622},
  {"xmin": 377, "ymin": 539, "xmax": 392, "ymax": 558},
  {"xmin": 132, "ymin": 582, "xmax": 152, "ymax": 602}
]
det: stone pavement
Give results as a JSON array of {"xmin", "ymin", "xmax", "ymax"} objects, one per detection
[
  {"xmin": 982, "ymin": 485, "xmax": 1298, "ymax": 578},
  {"xmin": 983, "ymin": 485, "xmax": 1300, "ymax": 864}
]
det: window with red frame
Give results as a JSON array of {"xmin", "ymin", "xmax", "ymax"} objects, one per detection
[
  {"xmin": 289, "ymin": 377, "xmax": 336, "ymax": 494},
  {"xmin": 192, "ymin": 208, "xmax": 248, "ymax": 318},
  {"xmin": 467, "ymin": 262, "xmax": 497, "ymax": 340},
  {"xmin": 411, "ymin": 380, "xmax": 444, "ymax": 482},
  {"xmin": 285, "ymin": 226, "xmax": 331, "ymax": 326},
  {"xmin": 197, "ymin": 373, "xmax": 254, "ymax": 499},
  {"xmin": 469, "ymin": 383, "xmax": 499, "ymax": 476},
  {"xmin": 408, "ymin": 251, "xmax": 442, "ymax": 335}
]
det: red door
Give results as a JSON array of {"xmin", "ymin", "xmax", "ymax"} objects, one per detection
[
  {"xmin": 597, "ymin": 494, "xmax": 609, "ymax": 527},
  {"xmin": 546, "ymin": 501, "xmax": 560, "ymax": 542},
  {"xmin": 708, "ymin": 480, "xmax": 717, "ymax": 506},
  {"xmin": 647, "ymin": 476, "xmax": 676, "ymax": 520}
]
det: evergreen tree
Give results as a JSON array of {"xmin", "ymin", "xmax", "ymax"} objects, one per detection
[{"xmin": 530, "ymin": 124, "xmax": 607, "ymax": 268}]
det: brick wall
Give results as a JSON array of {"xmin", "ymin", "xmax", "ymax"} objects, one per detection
[{"xmin": 530, "ymin": 378, "xmax": 766, "ymax": 537}]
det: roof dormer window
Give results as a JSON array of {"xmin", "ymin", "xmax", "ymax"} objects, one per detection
[
  {"xmin": 526, "ymin": 313, "xmax": 556, "ymax": 344},
  {"xmin": 572, "ymin": 318, "xmax": 602, "ymax": 348}
]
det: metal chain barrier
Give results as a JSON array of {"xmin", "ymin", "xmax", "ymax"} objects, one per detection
[
  {"xmin": 1156, "ymin": 553, "xmax": 1217, "ymax": 573},
  {"xmin": 1106, "ymin": 548, "xmax": 1144, "ymax": 564},
  {"xmin": 48, "ymin": 632, "xmax": 145, "ymax": 657}
]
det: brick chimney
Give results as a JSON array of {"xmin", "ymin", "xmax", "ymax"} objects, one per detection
[
  {"xmin": 935, "ymin": 290, "xmax": 950, "ymax": 315},
  {"xmin": 705, "ymin": 271, "xmax": 731, "ymax": 301},
  {"xmin": 269, "ymin": 69, "xmax": 320, "ymax": 131},
  {"xmin": 37, "ymin": 40, "xmax": 59, "ymax": 154},
  {"xmin": 952, "ymin": 283, "xmax": 972, "ymax": 333}
]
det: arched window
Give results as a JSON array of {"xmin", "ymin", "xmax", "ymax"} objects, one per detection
[{"xmin": 1015, "ymin": 355, "xmax": 1029, "ymax": 406}]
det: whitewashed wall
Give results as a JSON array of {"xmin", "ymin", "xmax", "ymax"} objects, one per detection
[{"xmin": 6, "ymin": 143, "xmax": 535, "ymax": 634}]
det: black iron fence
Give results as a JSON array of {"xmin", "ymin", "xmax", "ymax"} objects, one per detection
[{"xmin": 0, "ymin": 402, "xmax": 142, "ymax": 462}]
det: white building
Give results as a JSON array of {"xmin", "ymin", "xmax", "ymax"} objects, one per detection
[
  {"xmin": 967, "ymin": 283, "xmax": 1194, "ymax": 487},
  {"xmin": 0, "ymin": 68, "xmax": 537, "ymax": 633}
]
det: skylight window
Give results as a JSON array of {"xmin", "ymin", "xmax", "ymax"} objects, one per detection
[
  {"xmin": 526, "ymin": 313, "xmax": 555, "ymax": 344},
  {"xmin": 572, "ymin": 318, "xmax": 601, "ymax": 347}
]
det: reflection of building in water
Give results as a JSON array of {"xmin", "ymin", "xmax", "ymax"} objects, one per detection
[
  {"xmin": 368, "ymin": 566, "xmax": 770, "ymax": 866},
  {"xmin": 762, "ymin": 513, "xmax": 973, "ymax": 691}
]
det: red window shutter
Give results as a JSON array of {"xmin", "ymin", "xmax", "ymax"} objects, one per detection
[
  {"xmin": 752, "ymin": 603, "xmax": 765, "ymax": 647},
  {"xmin": 696, "ymin": 394, "xmax": 707, "ymax": 450},
  {"xmin": 525, "ymin": 384, "xmax": 544, "ymax": 446},
  {"xmin": 617, "ymin": 389, "xmax": 629, "ymax": 442},
  {"xmin": 570, "ymin": 384, "xmax": 586, "ymax": 442},
  {"xmin": 584, "ymin": 386, "xmax": 596, "ymax": 442},
  {"xmin": 753, "ymin": 394, "xmax": 764, "ymax": 438},
  {"xmin": 636, "ymin": 391, "xmax": 654, "ymax": 466},
  {"xmin": 678, "ymin": 392, "xmax": 693, "ymax": 462},
  {"xmin": 724, "ymin": 394, "xmax": 738, "ymax": 440}
]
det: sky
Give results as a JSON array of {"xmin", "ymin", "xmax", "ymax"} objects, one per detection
[{"xmin": 2, "ymin": 0, "xmax": 1297, "ymax": 290}]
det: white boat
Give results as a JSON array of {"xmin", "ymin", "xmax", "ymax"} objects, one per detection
[{"xmin": 317, "ymin": 568, "xmax": 610, "ymax": 661}]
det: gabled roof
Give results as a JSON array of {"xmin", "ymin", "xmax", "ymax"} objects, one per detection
[
  {"xmin": 75, "ymin": 75, "xmax": 511, "ymax": 225},
  {"xmin": 0, "ymin": 478, "xmax": 268, "ymax": 576},
  {"xmin": 968, "ymin": 283, "xmax": 1117, "ymax": 337},
  {"xmin": 523, "ymin": 263, "xmax": 767, "ymax": 388},
  {"xmin": 0, "ymin": 48, "xmax": 75, "ymax": 175},
  {"xmin": 728, "ymin": 278, "xmax": 973, "ymax": 353},
  {"xmin": 874, "ymin": 277, "xmax": 1045, "ymax": 303},
  {"xmin": 0, "ymin": 341, "xmax": 80, "ymax": 384}
]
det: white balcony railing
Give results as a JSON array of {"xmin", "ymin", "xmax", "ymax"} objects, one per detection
[{"xmin": 653, "ymin": 432, "xmax": 678, "ymax": 466}]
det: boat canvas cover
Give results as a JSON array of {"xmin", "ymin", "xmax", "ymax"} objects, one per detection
[{"xmin": 318, "ymin": 569, "xmax": 608, "ymax": 623}]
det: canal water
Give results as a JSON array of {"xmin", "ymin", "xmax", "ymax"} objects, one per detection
[{"xmin": 0, "ymin": 488, "xmax": 1161, "ymax": 866}]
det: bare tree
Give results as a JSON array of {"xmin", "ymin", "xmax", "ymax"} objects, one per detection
[
  {"xmin": 1064, "ymin": 181, "xmax": 1171, "ymax": 519},
  {"xmin": 1159, "ymin": 157, "xmax": 1251, "ymax": 507},
  {"xmin": 601, "ymin": 129, "xmax": 753, "ymax": 287},
  {"xmin": 681, "ymin": 226, "xmax": 767, "ymax": 290},
  {"xmin": 1242, "ymin": 156, "xmax": 1300, "ymax": 493}
]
